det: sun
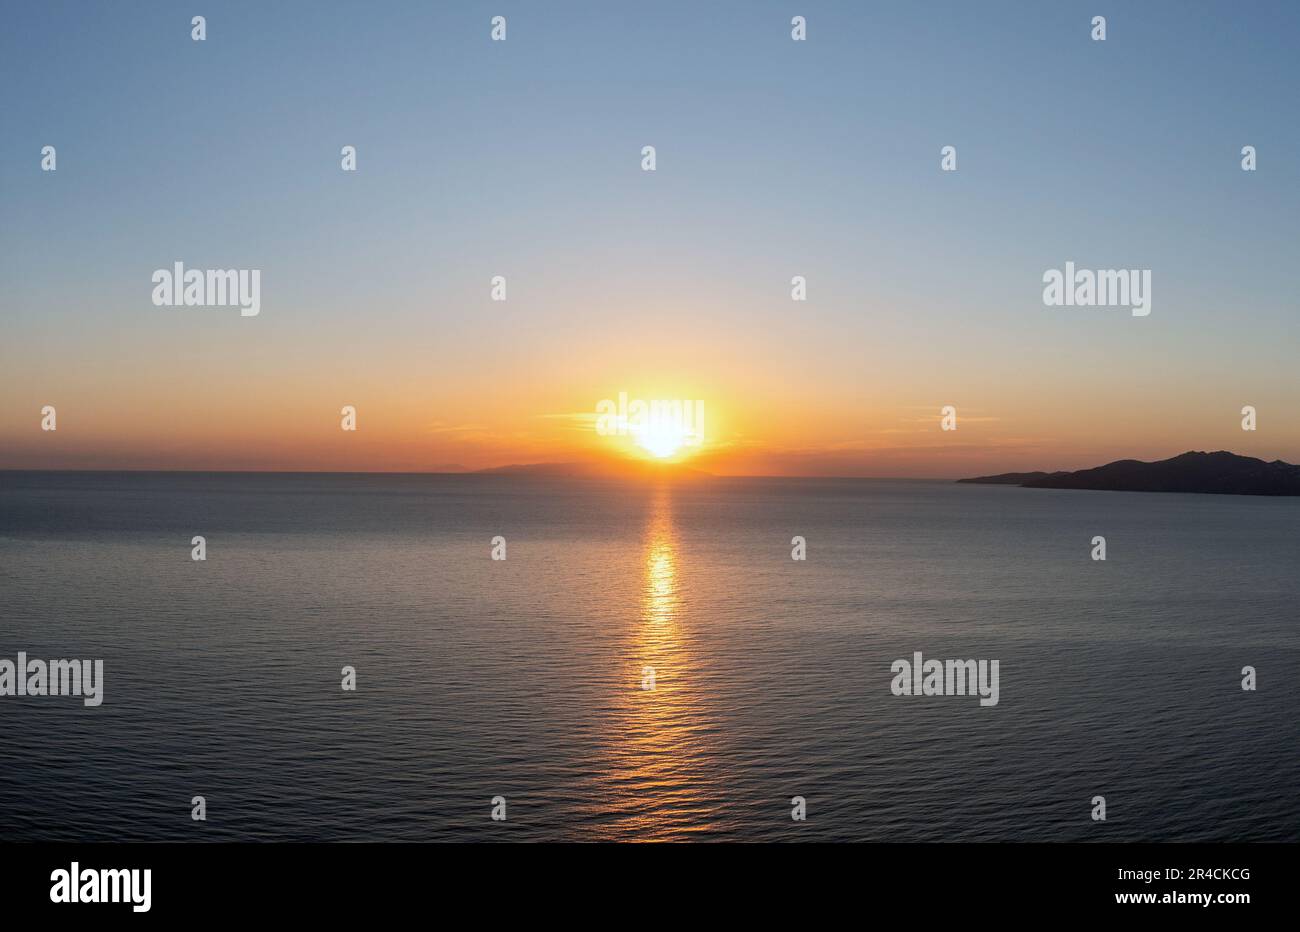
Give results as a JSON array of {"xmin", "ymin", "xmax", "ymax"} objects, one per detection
[
  {"xmin": 636, "ymin": 419, "xmax": 691, "ymax": 459},
  {"xmin": 594, "ymin": 394, "xmax": 707, "ymax": 464}
]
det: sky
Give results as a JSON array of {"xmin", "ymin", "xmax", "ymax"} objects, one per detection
[{"xmin": 2, "ymin": 0, "xmax": 1298, "ymax": 477}]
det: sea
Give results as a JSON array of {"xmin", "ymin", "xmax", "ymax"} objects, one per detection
[{"xmin": 1, "ymin": 470, "xmax": 1296, "ymax": 841}]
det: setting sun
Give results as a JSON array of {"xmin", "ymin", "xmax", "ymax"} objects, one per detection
[
  {"xmin": 593, "ymin": 394, "xmax": 707, "ymax": 464},
  {"xmin": 637, "ymin": 419, "xmax": 691, "ymax": 459}
]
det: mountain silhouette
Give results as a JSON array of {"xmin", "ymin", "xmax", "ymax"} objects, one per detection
[
  {"xmin": 475, "ymin": 460, "xmax": 712, "ymax": 480},
  {"xmin": 959, "ymin": 451, "xmax": 1300, "ymax": 496}
]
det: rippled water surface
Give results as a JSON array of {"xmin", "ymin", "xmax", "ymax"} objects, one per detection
[{"xmin": 1, "ymin": 471, "xmax": 1296, "ymax": 841}]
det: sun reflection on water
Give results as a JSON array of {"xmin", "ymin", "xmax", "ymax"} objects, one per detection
[
  {"xmin": 594, "ymin": 485, "xmax": 719, "ymax": 840},
  {"xmin": 643, "ymin": 526, "xmax": 679, "ymax": 629}
]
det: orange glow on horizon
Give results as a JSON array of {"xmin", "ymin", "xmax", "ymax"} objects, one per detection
[{"xmin": 3, "ymin": 372, "xmax": 1299, "ymax": 479}]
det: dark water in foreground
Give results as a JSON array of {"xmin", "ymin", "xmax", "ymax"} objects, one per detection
[{"xmin": 1, "ymin": 471, "xmax": 1296, "ymax": 841}]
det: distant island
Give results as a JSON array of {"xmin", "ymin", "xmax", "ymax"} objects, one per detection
[
  {"xmin": 475, "ymin": 460, "xmax": 713, "ymax": 480},
  {"xmin": 959, "ymin": 451, "xmax": 1300, "ymax": 496}
]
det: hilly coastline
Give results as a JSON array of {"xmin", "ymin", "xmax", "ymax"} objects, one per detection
[{"xmin": 959, "ymin": 451, "xmax": 1300, "ymax": 496}]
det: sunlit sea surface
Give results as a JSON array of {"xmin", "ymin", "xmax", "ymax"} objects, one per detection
[{"xmin": 1, "ymin": 471, "xmax": 1296, "ymax": 841}]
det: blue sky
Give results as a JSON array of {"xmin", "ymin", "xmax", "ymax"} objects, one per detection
[{"xmin": 2, "ymin": 1, "xmax": 1298, "ymax": 474}]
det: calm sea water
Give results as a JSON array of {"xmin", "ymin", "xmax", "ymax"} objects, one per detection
[{"xmin": 1, "ymin": 471, "xmax": 1296, "ymax": 842}]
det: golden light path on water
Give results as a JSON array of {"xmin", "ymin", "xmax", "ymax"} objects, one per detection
[{"xmin": 595, "ymin": 485, "xmax": 720, "ymax": 840}]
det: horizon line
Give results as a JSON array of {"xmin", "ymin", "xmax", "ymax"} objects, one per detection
[
  {"xmin": 0, "ymin": 466, "xmax": 959, "ymax": 482},
  {"xmin": 0, "ymin": 449, "xmax": 1276, "ymax": 483}
]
